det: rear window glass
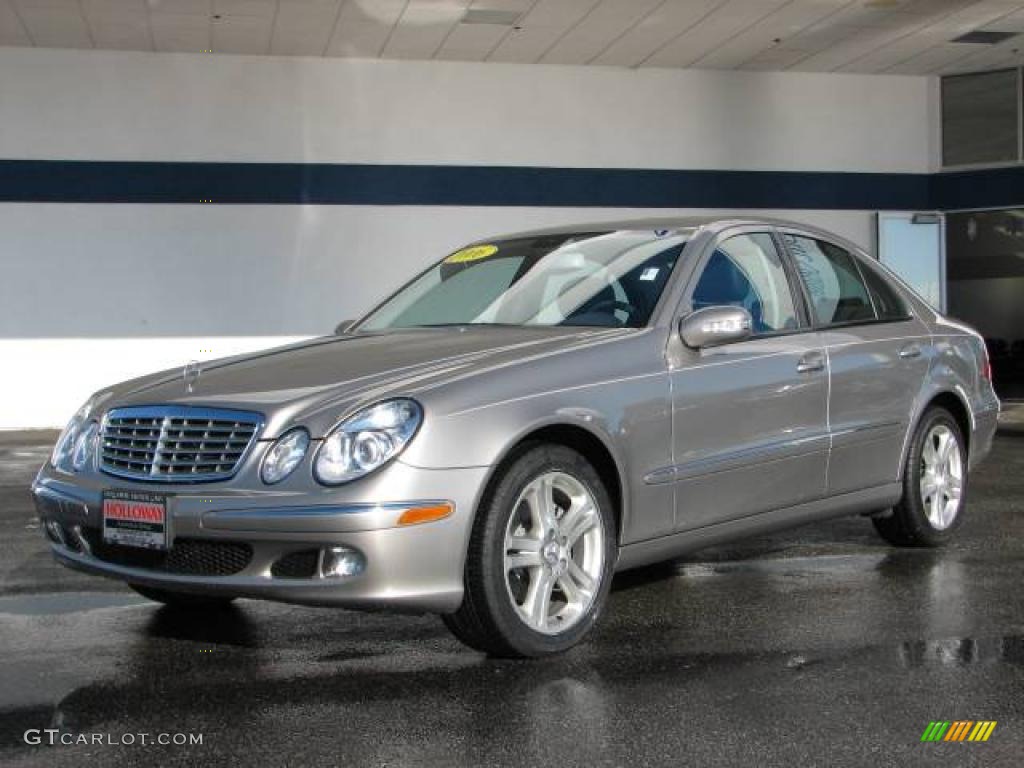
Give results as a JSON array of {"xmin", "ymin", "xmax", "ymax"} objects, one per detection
[
  {"xmin": 783, "ymin": 235, "xmax": 876, "ymax": 326},
  {"xmin": 860, "ymin": 262, "xmax": 911, "ymax": 322}
]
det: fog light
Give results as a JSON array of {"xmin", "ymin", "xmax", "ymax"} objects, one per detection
[
  {"xmin": 44, "ymin": 519, "xmax": 66, "ymax": 545},
  {"xmin": 320, "ymin": 546, "xmax": 365, "ymax": 578}
]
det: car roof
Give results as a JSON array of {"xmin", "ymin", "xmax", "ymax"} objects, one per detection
[{"xmin": 482, "ymin": 216, "xmax": 866, "ymax": 255}]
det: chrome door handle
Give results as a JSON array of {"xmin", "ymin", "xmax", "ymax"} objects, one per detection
[
  {"xmin": 797, "ymin": 352, "xmax": 825, "ymax": 374},
  {"xmin": 899, "ymin": 344, "xmax": 922, "ymax": 359}
]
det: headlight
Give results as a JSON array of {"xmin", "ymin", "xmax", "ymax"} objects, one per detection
[
  {"xmin": 71, "ymin": 421, "xmax": 100, "ymax": 471},
  {"xmin": 314, "ymin": 399, "xmax": 422, "ymax": 485},
  {"xmin": 260, "ymin": 428, "xmax": 310, "ymax": 484},
  {"xmin": 51, "ymin": 400, "xmax": 94, "ymax": 471}
]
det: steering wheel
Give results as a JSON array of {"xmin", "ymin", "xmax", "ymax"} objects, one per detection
[{"xmin": 585, "ymin": 298, "xmax": 639, "ymax": 325}]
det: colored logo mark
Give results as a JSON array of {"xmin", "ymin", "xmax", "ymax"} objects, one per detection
[{"xmin": 921, "ymin": 721, "xmax": 997, "ymax": 742}]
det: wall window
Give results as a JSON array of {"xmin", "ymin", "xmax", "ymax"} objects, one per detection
[
  {"xmin": 947, "ymin": 210, "xmax": 1024, "ymax": 400},
  {"xmin": 783, "ymin": 235, "xmax": 875, "ymax": 326},
  {"xmin": 691, "ymin": 233, "xmax": 799, "ymax": 334},
  {"xmin": 941, "ymin": 69, "xmax": 1020, "ymax": 167}
]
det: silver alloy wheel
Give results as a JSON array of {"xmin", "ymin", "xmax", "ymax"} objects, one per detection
[
  {"xmin": 502, "ymin": 471, "xmax": 605, "ymax": 635},
  {"xmin": 920, "ymin": 424, "xmax": 963, "ymax": 531}
]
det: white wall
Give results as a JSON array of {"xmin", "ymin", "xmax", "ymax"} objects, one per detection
[{"xmin": 0, "ymin": 48, "xmax": 933, "ymax": 428}]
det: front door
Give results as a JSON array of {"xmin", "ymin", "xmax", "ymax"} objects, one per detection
[{"xmin": 669, "ymin": 231, "xmax": 829, "ymax": 532}]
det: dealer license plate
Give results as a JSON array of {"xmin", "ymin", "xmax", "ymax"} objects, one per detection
[{"xmin": 102, "ymin": 490, "xmax": 168, "ymax": 550}]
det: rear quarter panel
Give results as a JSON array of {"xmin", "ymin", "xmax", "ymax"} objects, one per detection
[{"xmin": 921, "ymin": 316, "xmax": 1000, "ymax": 470}]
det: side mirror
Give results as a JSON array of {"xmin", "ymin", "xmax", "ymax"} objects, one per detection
[
  {"xmin": 679, "ymin": 306, "xmax": 752, "ymax": 349},
  {"xmin": 334, "ymin": 319, "xmax": 355, "ymax": 335}
]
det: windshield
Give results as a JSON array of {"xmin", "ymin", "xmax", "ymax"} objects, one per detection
[{"xmin": 356, "ymin": 230, "xmax": 691, "ymax": 331}]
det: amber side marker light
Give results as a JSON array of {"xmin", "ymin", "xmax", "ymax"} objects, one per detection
[{"xmin": 397, "ymin": 503, "xmax": 454, "ymax": 526}]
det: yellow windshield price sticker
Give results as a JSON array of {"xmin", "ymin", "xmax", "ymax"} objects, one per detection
[{"xmin": 445, "ymin": 244, "xmax": 498, "ymax": 264}]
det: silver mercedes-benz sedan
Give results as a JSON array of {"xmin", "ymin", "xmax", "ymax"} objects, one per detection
[{"xmin": 33, "ymin": 217, "xmax": 999, "ymax": 657}]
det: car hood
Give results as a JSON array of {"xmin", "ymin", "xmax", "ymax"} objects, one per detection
[{"xmin": 106, "ymin": 327, "xmax": 630, "ymax": 437}]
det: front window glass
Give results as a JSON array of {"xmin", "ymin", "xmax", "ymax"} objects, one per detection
[
  {"xmin": 691, "ymin": 233, "xmax": 799, "ymax": 334},
  {"xmin": 357, "ymin": 230, "xmax": 690, "ymax": 330}
]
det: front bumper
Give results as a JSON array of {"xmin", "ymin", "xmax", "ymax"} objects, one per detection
[{"xmin": 32, "ymin": 460, "xmax": 490, "ymax": 613}]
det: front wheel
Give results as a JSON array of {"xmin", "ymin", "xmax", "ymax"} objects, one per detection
[
  {"xmin": 444, "ymin": 444, "xmax": 616, "ymax": 657},
  {"xmin": 873, "ymin": 406, "xmax": 967, "ymax": 547}
]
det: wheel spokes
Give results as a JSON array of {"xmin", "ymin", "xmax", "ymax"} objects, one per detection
[
  {"xmin": 560, "ymin": 499, "xmax": 598, "ymax": 548},
  {"xmin": 936, "ymin": 431, "xmax": 953, "ymax": 466},
  {"xmin": 920, "ymin": 475, "xmax": 938, "ymax": 503},
  {"xmin": 505, "ymin": 535, "xmax": 543, "ymax": 572},
  {"xmin": 920, "ymin": 424, "xmax": 962, "ymax": 531},
  {"xmin": 502, "ymin": 470, "xmax": 605, "ymax": 635},
  {"xmin": 567, "ymin": 559, "xmax": 596, "ymax": 594},
  {"xmin": 523, "ymin": 568, "xmax": 555, "ymax": 631},
  {"xmin": 922, "ymin": 434, "xmax": 938, "ymax": 467}
]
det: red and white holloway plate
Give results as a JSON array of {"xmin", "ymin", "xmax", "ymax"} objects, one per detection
[{"xmin": 102, "ymin": 490, "xmax": 167, "ymax": 550}]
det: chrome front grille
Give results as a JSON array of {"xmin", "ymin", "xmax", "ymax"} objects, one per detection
[{"xmin": 100, "ymin": 406, "xmax": 263, "ymax": 482}]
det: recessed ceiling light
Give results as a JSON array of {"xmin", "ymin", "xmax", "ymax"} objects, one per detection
[
  {"xmin": 461, "ymin": 9, "xmax": 523, "ymax": 26},
  {"xmin": 951, "ymin": 29, "xmax": 1018, "ymax": 44}
]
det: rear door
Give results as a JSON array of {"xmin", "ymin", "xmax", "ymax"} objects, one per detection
[
  {"xmin": 778, "ymin": 231, "xmax": 932, "ymax": 495},
  {"xmin": 668, "ymin": 229, "xmax": 829, "ymax": 531}
]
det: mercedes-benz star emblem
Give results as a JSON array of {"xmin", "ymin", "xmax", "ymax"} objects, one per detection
[{"xmin": 183, "ymin": 360, "xmax": 202, "ymax": 393}]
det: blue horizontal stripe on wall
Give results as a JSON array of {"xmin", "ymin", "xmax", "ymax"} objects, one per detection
[
  {"xmin": 1, "ymin": 159, "xmax": 1021, "ymax": 211},
  {"xmin": 931, "ymin": 165, "xmax": 1024, "ymax": 211},
  {"xmin": 0, "ymin": 159, "xmax": 933, "ymax": 210}
]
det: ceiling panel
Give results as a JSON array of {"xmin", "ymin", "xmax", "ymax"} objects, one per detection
[
  {"xmin": 147, "ymin": 0, "xmax": 212, "ymax": 16},
  {"xmin": 4, "ymin": 0, "xmax": 1024, "ymax": 75},
  {"xmin": 89, "ymin": 13, "xmax": 151, "ymax": 50},
  {"xmin": 487, "ymin": 23, "xmax": 564, "ymax": 62},
  {"xmin": 14, "ymin": 0, "xmax": 80, "ymax": 9},
  {"xmin": 0, "ymin": 0, "xmax": 31, "ymax": 45},
  {"xmin": 151, "ymin": 13, "xmax": 211, "ymax": 52},
  {"xmin": 788, "ymin": 17, "xmax": 928, "ymax": 71},
  {"xmin": 981, "ymin": 7, "xmax": 1024, "ymax": 31},
  {"xmin": 885, "ymin": 43, "xmax": 980, "ymax": 74},
  {"xmin": 82, "ymin": 0, "xmax": 147, "ymax": 13},
  {"xmin": 938, "ymin": 31, "xmax": 1024, "ymax": 74},
  {"xmin": 270, "ymin": 0, "xmax": 340, "ymax": 55},
  {"xmin": 519, "ymin": 0, "xmax": 601, "ymax": 29},
  {"xmin": 738, "ymin": 46, "xmax": 814, "ymax": 70},
  {"xmin": 435, "ymin": 20, "xmax": 508, "ymax": 60},
  {"xmin": 590, "ymin": 0, "xmax": 726, "ymax": 67},
  {"xmin": 326, "ymin": 0, "xmax": 404, "ymax": 57},
  {"xmin": 212, "ymin": 13, "xmax": 272, "ymax": 53},
  {"xmin": 381, "ymin": 0, "xmax": 471, "ymax": 60},
  {"xmin": 694, "ymin": 0, "xmax": 851, "ymax": 70},
  {"xmin": 488, "ymin": 0, "xmax": 600, "ymax": 62},
  {"xmin": 834, "ymin": 0, "xmax": 1024, "ymax": 73},
  {"xmin": 540, "ymin": 0, "xmax": 662, "ymax": 65},
  {"xmin": 213, "ymin": 0, "xmax": 277, "ymax": 16},
  {"xmin": 18, "ymin": 6, "xmax": 92, "ymax": 47},
  {"xmin": 645, "ymin": 0, "xmax": 792, "ymax": 68}
]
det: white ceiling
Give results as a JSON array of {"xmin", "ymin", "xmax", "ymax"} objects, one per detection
[{"xmin": 1, "ymin": 0, "xmax": 1023, "ymax": 75}]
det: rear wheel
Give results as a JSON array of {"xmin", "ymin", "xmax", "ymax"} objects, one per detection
[
  {"xmin": 444, "ymin": 444, "xmax": 616, "ymax": 657},
  {"xmin": 873, "ymin": 406, "xmax": 967, "ymax": 547},
  {"xmin": 130, "ymin": 584, "xmax": 236, "ymax": 608}
]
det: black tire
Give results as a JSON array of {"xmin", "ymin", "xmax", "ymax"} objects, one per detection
[
  {"xmin": 873, "ymin": 406, "xmax": 967, "ymax": 547},
  {"xmin": 130, "ymin": 584, "xmax": 237, "ymax": 608},
  {"xmin": 444, "ymin": 444, "xmax": 616, "ymax": 658}
]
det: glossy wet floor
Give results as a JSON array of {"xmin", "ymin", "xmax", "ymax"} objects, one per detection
[{"xmin": 1, "ymin": 427, "xmax": 1022, "ymax": 767}]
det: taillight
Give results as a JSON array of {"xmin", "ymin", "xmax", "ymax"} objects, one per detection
[{"xmin": 981, "ymin": 345, "xmax": 993, "ymax": 382}]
